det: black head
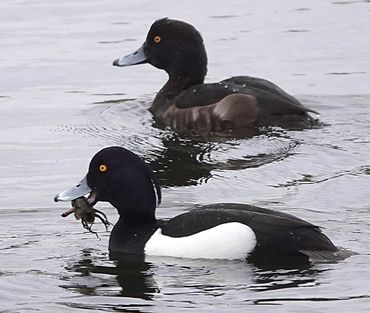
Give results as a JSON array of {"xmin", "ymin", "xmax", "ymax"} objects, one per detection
[
  {"xmin": 114, "ymin": 18, "xmax": 208, "ymax": 83},
  {"xmin": 145, "ymin": 18, "xmax": 207, "ymax": 78},
  {"xmin": 86, "ymin": 146, "xmax": 161, "ymax": 224}
]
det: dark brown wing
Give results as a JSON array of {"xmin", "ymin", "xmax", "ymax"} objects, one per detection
[
  {"xmin": 174, "ymin": 77, "xmax": 317, "ymax": 116},
  {"xmin": 222, "ymin": 75, "xmax": 318, "ymax": 113}
]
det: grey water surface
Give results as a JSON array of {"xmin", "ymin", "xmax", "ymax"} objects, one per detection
[{"xmin": 1, "ymin": 0, "xmax": 370, "ymax": 312}]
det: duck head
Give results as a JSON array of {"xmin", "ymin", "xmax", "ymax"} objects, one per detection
[
  {"xmin": 54, "ymin": 146, "xmax": 161, "ymax": 224},
  {"xmin": 113, "ymin": 18, "xmax": 207, "ymax": 83}
]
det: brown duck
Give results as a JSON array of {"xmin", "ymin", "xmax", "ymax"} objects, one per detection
[{"xmin": 113, "ymin": 18, "xmax": 318, "ymax": 133}]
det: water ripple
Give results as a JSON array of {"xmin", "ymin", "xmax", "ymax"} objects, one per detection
[
  {"xmin": 56, "ymin": 98, "xmax": 299, "ymax": 187},
  {"xmin": 274, "ymin": 164, "xmax": 370, "ymax": 188}
]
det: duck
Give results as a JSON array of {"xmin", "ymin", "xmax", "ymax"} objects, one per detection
[
  {"xmin": 113, "ymin": 18, "xmax": 319, "ymax": 133},
  {"xmin": 54, "ymin": 146, "xmax": 350, "ymax": 263}
]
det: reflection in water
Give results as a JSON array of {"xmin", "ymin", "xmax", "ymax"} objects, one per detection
[
  {"xmin": 61, "ymin": 249, "xmax": 329, "ymax": 304},
  {"xmin": 250, "ymin": 264, "xmax": 323, "ymax": 292},
  {"xmin": 147, "ymin": 131, "xmax": 299, "ymax": 187},
  {"xmin": 147, "ymin": 133, "xmax": 216, "ymax": 186},
  {"xmin": 71, "ymin": 98, "xmax": 300, "ymax": 187},
  {"xmin": 62, "ymin": 249, "xmax": 158, "ymax": 300},
  {"xmin": 96, "ymin": 258, "xmax": 158, "ymax": 300}
]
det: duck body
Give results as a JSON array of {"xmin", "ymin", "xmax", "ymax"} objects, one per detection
[
  {"xmin": 55, "ymin": 147, "xmax": 350, "ymax": 263},
  {"xmin": 113, "ymin": 18, "xmax": 318, "ymax": 132}
]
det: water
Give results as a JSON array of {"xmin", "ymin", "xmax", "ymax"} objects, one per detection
[{"xmin": 1, "ymin": 0, "xmax": 370, "ymax": 312}]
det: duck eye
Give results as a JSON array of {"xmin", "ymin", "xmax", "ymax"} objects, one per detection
[
  {"xmin": 153, "ymin": 35, "xmax": 161, "ymax": 44},
  {"xmin": 99, "ymin": 164, "xmax": 108, "ymax": 172}
]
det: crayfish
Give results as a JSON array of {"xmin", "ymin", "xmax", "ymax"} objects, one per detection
[{"xmin": 61, "ymin": 197, "xmax": 113, "ymax": 238}]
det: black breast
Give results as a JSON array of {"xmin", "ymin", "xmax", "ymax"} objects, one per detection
[{"xmin": 109, "ymin": 220, "xmax": 159, "ymax": 259}]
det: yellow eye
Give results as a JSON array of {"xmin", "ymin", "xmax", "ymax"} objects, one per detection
[
  {"xmin": 99, "ymin": 164, "xmax": 108, "ymax": 172},
  {"xmin": 154, "ymin": 35, "xmax": 161, "ymax": 44}
]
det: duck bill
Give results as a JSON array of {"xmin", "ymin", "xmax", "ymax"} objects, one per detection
[
  {"xmin": 113, "ymin": 43, "xmax": 148, "ymax": 67},
  {"xmin": 54, "ymin": 176, "xmax": 92, "ymax": 202}
]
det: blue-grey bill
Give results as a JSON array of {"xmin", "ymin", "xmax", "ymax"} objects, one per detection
[
  {"xmin": 54, "ymin": 176, "xmax": 91, "ymax": 202},
  {"xmin": 113, "ymin": 43, "xmax": 147, "ymax": 67}
]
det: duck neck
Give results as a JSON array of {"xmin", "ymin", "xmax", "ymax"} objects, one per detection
[
  {"xmin": 109, "ymin": 213, "xmax": 158, "ymax": 256},
  {"xmin": 151, "ymin": 67, "xmax": 206, "ymax": 113},
  {"xmin": 111, "ymin": 197, "xmax": 157, "ymax": 226}
]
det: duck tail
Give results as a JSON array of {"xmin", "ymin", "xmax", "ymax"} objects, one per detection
[{"xmin": 300, "ymin": 247, "xmax": 356, "ymax": 262}]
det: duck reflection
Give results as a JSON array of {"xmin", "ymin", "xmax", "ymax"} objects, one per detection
[
  {"xmin": 96, "ymin": 255, "xmax": 158, "ymax": 300},
  {"xmin": 62, "ymin": 248, "xmax": 330, "ymax": 301},
  {"xmin": 248, "ymin": 260, "xmax": 325, "ymax": 292},
  {"xmin": 145, "ymin": 130, "xmax": 297, "ymax": 187},
  {"xmin": 62, "ymin": 249, "xmax": 158, "ymax": 300},
  {"xmin": 81, "ymin": 99, "xmax": 300, "ymax": 187},
  {"xmin": 147, "ymin": 133, "xmax": 215, "ymax": 186}
]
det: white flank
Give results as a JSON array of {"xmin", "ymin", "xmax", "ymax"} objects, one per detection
[{"xmin": 144, "ymin": 222, "xmax": 256, "ymax": 260}]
